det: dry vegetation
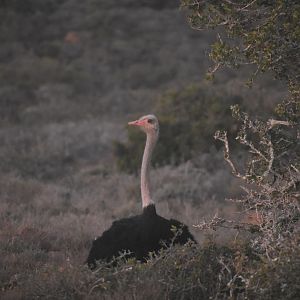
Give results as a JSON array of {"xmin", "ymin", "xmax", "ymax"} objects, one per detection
[{"xmin": 0, "ymin": 0, "xmax": 299, "ymax": 299}]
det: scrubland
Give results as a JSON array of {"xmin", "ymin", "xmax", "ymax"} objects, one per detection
[{"xmin": 0, "ymin": 1, "xmax": 299, "ymax": 299}]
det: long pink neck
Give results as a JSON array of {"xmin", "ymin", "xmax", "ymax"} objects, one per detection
[{"xmin": 141, "ymin": 131, "xmax": 158, "ymax": 208}]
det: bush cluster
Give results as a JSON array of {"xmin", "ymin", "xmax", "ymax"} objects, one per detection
[
  {"xmin": 4, "ymin": 239, "xmax": 297, "ymax": 300},
  {"xmin": 182, "ymin": 0, "xmax": 300, "ymax": 270},
  {"xmin": 114, "ymin": 83, "xmax": 242, "ymax": 173}
]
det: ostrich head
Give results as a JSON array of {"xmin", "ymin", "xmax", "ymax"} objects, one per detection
[{"xmin": 128, "ymin": 114, "xmax": 159, "ymax": 135}]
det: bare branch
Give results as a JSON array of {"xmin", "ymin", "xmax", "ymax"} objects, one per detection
[
  {"xmin": 214, "ymin": 130, "xmax": 248, "ymax": 180},
  {"xmin": 238, "ymin": 0, "xmax": 258, "ymax": 12},
  {"xmin": 268, "ymin": 119, "xmax": 293, "ymax": 129}
]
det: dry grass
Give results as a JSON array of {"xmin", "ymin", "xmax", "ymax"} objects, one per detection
[{"xmin": 0, "ymin": 135, "xmax": 240, "ymax": 298}]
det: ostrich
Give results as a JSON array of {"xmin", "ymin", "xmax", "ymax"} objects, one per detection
[{"xmin": 87, "ymin": 114, "xmax": 195, "ymax": 269}]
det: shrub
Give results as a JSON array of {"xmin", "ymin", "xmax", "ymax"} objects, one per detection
[
  {"xmin": 114, "ymin": 83, "xmax": 242, "ymax": 173},
  {"xmin": 19, "ymin": 242, "xmax": 242, "ymax": 300},
  {"xmin": 182, "ymin": 0, "xmax": 300, "ymax": 260},
  {"xmin": 213, "ymin": 105, "xmax": 300, "ymax": 257}
]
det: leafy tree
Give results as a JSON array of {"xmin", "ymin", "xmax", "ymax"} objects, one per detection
[
  {"xmin": 181, "ymin": 0, "xmax": 299, "ymax": 257},
  {"xmin": 182, "ymin": 0, "xmax": 299, "ymax": 85}
]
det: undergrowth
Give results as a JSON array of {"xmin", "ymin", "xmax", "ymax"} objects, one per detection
[{"xmin": 2, "ymin": 239, "xmax": 299, "ymax": 300}]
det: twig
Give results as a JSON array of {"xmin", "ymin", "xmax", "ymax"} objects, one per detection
[
  {"xmin": 268, "ymin": 119, "xmax": 292, "ymax": 129},
  {"xmin": 214, "ymin": 130, "xmax": 248, "ymax": 180}
]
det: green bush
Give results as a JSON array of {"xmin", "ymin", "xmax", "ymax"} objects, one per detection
[
  {"xmin": 114, "ymin": 83, "xmax": 242, "ymax": 173},
  {"xmin": 246, "ymin": 238, "xmax": 300, "ymax": 300}
]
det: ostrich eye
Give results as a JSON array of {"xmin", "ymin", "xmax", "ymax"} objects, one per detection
[{"xmin": 147, "ymin": 119, "xmax": 154, "ymax": 124}]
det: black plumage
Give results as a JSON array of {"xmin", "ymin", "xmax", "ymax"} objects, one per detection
[{"xmin": 87, "ymin": 205, "xmax": 195, "ymax": 269}]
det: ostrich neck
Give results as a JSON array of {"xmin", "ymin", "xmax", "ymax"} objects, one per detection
[{"xmin": 141, "ymin": 131, "xmax": 158, "ymax": 208}]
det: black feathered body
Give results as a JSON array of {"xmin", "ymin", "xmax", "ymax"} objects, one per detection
[{"xmin": 87, "ymin": 205, "xmax": 195, "ymax": 269}]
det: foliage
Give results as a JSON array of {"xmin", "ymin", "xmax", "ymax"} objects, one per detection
[
  {"xmin": 181, "ymin": 0, "xmax": 300, "ymax": 85},
  {"xmin": 246, "ymin": 237, "xmax": 300, "ymax": 300},
  {"xmin": 182, "ymin": 0, "xmax": 300, "ymax": 259},
  {"xmin": 213, "ymin": 107, "xmax": 299, "ymax": 257},
  {"xmin": 114, "ymin": 83, "xmax": 242, "ymax": 173},
  {"xmin": 0, "ymin": 0, "xmax": 212, "ymax": 127},
  {"xmin": 2, "ymin": 237, "xmax": 299, "ymax": 299}
]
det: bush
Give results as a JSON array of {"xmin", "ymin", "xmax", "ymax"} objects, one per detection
[
  {"xmin": 182, "ymin": 0, "xmax": 300, "ymax": 261},
  {"xmin": 246, "ymin": 237, "xmax": 300, "ymax": 300},
  {"xmin": 1, "ymin": 225, "xmax": 299, "ymax": 300},
  {"xmin": 114, "ymin": 83, "xmax": 242, "ymax": 173},
  {"xmin": 14, "ymin": 239, "xmax": 299, "ymax": 300}
]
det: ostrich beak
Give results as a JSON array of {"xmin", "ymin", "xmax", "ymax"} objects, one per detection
[{"xmin": 128, "ymin": 119, "xmax": 145, "ymax": 126}]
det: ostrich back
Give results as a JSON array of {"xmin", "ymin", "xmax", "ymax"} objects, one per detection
[{"xmin": 86, "ymin": 205, "xmax": 195, "ymax": 269}]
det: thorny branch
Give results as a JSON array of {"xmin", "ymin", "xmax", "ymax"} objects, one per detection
[
  {"xmin": 194, "ymin": 212, "xmax": 261, "ymax": 233},
  {"xmin": 214, "ymin": 130, "xmax": 248, "ymax": 181},
  {"xmin": 209, "ymin": 112, "xmax": 300, "ymax": 258}
]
